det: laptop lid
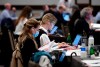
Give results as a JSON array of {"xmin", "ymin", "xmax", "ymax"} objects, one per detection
[
  {"xmin": 63, "ymin": 13, "xmax": 70, "ymax": 21},
  {"xmin": 50, "ymin": 26, "xmax": 58, "ymax": 34},
  {"xmin": 72, "ymin": 34, "xmax": 82, "ymax": 46}
]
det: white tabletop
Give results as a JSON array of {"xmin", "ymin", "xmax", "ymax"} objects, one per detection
[{"xmin": 82, "ymin": 56, "xmax": 100, "ymax": 67}]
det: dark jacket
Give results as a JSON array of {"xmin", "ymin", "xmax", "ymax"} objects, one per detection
[
  {"xmin": 55, "ymin": 11, "xmax": 66, "ymax": 29},
  {"xmin": 21, "ymin": 37, "xmax": 38, "ymax": 67},
  {"xmin": 68, "ymin": 10, "xmax": 80, "ymax": 41},
  {"xmin": 74, "ymin": 18, "xmax": 91, "ymax": 39}
]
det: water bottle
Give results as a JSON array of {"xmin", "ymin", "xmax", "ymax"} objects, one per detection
[
  {"xmin": 81, "ymin": 42, "xmax": 87, "ymax": 59},
  {"xmin": 88, "ymin": 35, "xmax": 94, "ymax": 55}
]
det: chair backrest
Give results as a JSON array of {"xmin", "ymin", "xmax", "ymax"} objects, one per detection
[
  {"xmin": 8, "ymin": 30, "xmax": 16, "ymax": 51},
  {"xmin": 0, "ymin": 18, "xmax": 16, "ymax": 51}
]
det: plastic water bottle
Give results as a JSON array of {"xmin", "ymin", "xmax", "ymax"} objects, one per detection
[
  {"xmin": 81, "ymin": 42, "xmax": 87, "ymax": 59},
  {"xmin": 88, "ymin": 35, "xmax": 94, "ymax": 55}
]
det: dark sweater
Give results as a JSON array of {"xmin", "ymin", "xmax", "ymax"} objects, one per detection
[
  {"xmin": 21, "ymin": 38, "xmax": 38, "ymax": 67},
  {"xmin": 74, "ymin": 18, "xmax": 91, "ymax": 39}
]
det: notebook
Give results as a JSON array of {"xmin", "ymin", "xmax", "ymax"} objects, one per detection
[
  {"xmin": 50, "ymin": 26, "xmax": 58, "ymax": 34},
  {"xmin": 72, "ymin": 34, "xmax": 82, "ymax": 46}
]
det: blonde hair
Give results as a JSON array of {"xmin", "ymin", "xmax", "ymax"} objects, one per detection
[
  {"xmin": 41, "ymin": 13, "xmax": 57, "ymax": 24},
  {"xmin": 18, "ymin": 17, "xmax": 40, "ymax": 49}
]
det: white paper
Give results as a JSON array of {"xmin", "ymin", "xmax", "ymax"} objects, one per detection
[
  {"xmin": 52, "ymin": 48, "xmax": 64, "ymax": 51},
  {"xmin": 82, "ymin": 59, "xmax": 100, "ymax": 67},
  {"xmin": 92, "ymin": 23, "xmax": 100, "ymax": 29},
  {"xmin": 95, "ymin": 29, "xmax": 100, "ymax": 31},
  {"xmin": 38, "ymin": 41, "xmax": 56, "ymax": 52}
]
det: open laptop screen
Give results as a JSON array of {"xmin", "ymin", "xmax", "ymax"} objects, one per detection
[
  {"xmin": 50, "ymin": 26, "xmax": 58, "ymax": 34},
  {"xmin": 72, "ymin": 34, "xmax": 82, "ymax": 46},
  {"xmin": 63, "ymin": 13, "xmax": 70, "ymax": 21}
]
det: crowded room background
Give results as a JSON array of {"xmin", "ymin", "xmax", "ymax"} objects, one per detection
[{"xmin": 0, "ymin": 0, "xmax": 100, "ymax": 67}]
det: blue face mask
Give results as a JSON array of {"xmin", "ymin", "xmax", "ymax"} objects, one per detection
[{"xmin": 33, "ymin": 31, "xmax": 39, "ymax": 38}]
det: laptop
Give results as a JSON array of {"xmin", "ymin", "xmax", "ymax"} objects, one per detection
[
  {"xmin": 50, "ymin": 26, "xmax": 58, "ymax": 34},
  {"xmin": 72, "ymin": 34, "xmax": 82, "ymax": 46},
  {"xmin": 63, "ymin": 13, "xmax": 70, "ymax": 21}
]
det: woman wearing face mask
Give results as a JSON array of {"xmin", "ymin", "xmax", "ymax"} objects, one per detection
[
  {"xmin": 35, "ymin": 13, "xmax": 71, "ymax": 51},
  {"xmin": 14, "ymin": 6, "xmax": 33, "ymax": 40},
  {"xmin": 18, "ymin": 17, "xmax": 40, "ymax": 67}
]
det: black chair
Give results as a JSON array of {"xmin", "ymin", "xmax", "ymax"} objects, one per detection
[{"xmin": 0, "ymin": 18, "xmax": 15, "ymax": 66}]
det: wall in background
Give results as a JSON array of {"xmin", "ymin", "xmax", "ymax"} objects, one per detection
[
  {"xmin": 0, "ymin": 0, "xmax": 59, "ymax": 5},
  {"xmin": 92, "ymin": 0, "xmax": 100, "ymax": 6},
  {"xmin": 77, "ymin": 0, "xmax": 89, "ymax": 4}
]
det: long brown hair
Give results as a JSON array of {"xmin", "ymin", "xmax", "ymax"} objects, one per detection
[
  {"xmin": 15, "ymin": 6, "xmax": 32, "ymax": 26},
  {"xmin": 18, "ymin": 17, "xmax": 40, "ymax": 49}
]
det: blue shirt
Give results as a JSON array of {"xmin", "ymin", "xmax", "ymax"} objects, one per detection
[
  {"xmin": 0, "ymin": 9, "xmax": 17, "ymax": 24},
  {"xmin": 95, "ymin": 12, "xmax": 100, "ymax": 23}
]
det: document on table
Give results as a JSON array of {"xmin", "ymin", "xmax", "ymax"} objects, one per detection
[
  {"xmin": 38, "ymin": 41, "xmax": 55, "ymax": 51},
  {"xmin": 82, "ymin": 59, "xmax": 100, "ymax": 67},
  {"xmin": 92, "ymin": 23, "xmax": 100, "ymax": 29}
]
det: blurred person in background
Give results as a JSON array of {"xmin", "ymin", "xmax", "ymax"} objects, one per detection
[
  {"xmin": 43, "ymin": 5, "xmax": 49, "ymax": 12},
  {"xmin": 74, "ymin": 7, "xmax": 94, "ymax": 39},
  {"xmin": 57, "ymin": 0, "xmax": 66, "ymax": 10},
  {"xmin": 11, "ymin": 7, "xmax": 17, "ymax": 18},
  {"xmin": 68, "ymin": 5, "xmax": 80, "ymax": 41},
  {"xmin": 55, "ymin": 5, "xmax": 67, "ymax": 35},
  {"xmin": 14, "ymin": 6, "xmax": 33, "ymax": 40},
  {"xmin": 43, "ymin": 5, "xmax": 57, "ymax": 17},
  {"xmin": 0, "ymin": 3, "xmax": 16, "ymax": 24}
]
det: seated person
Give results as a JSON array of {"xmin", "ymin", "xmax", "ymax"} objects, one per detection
[
  {"xmin": 14, "ymin": 17, "xmax": 54, "ymax": 67},
  {"xmin": 14, "ymin": 6, "xmax": 33, "ymax": 40},
  {"xmin": 17, "ymin": 17, "xmax": 40, "ymax": 67},
  {"xmin": 74, "ymin": 7, "xmax": 94, "ymax": 39},
  {"xmin": 36, "ymin": 13, "xmax": 75, "ymax": 51}
]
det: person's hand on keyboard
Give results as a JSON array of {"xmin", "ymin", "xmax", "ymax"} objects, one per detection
[
  {"xmin": 63, "ymin": 46, "xmax": 77, "ymax": 50},
  {"xmin": 58, "ymin": 42, "xmax": 70, "ymax": 48}
]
